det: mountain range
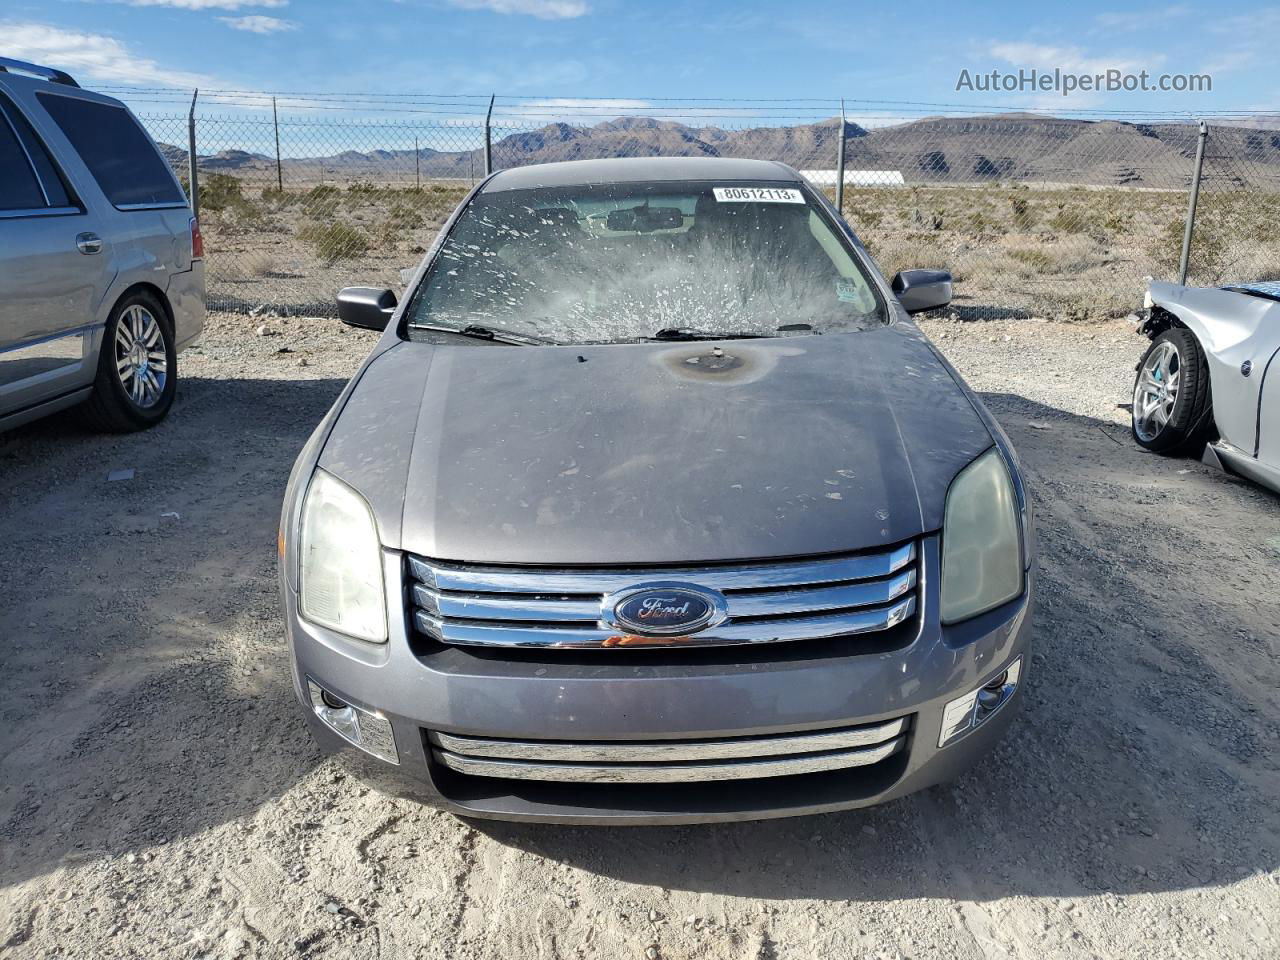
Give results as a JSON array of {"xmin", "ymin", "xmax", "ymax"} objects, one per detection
[{"xmin": 161, "ymin": 112, "xmax": 1280, "ymax": 190}]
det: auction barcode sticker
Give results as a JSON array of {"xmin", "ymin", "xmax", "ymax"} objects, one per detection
[{"xmin": 713, "ymin": 187, "xmax": 805, "ymax": 203}]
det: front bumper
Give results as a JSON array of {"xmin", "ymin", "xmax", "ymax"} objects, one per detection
[{"xmin": 283, "ymin": 535, "xmax": 1033, "ymax": 825}]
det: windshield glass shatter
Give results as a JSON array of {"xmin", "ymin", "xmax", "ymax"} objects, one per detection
[{"xmin": 406, "ymin": 180, "xmax": 886, "ymax": 345}]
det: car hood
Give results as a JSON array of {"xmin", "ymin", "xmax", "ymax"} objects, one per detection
[{"xmin": 319, "ymin": 323, "xmax": 994, "ymax": 565}]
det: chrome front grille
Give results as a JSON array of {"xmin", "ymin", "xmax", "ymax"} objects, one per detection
[
  {"xmin": 429, "ymin": 716, "xmax": 909, "ymax": 783},
  {"xmin": 407, "ymin": 541, "xmax": 918, "ymax": 649}
]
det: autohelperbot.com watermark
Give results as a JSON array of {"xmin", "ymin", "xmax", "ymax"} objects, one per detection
[{"xmin": 956, "ymin": 67, "xmax": 1211, "ymax": 97}]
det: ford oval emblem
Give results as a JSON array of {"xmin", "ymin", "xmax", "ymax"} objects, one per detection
[{"xmin": 603, "ymin": 582, "xmax": 726, "ymax": 636}]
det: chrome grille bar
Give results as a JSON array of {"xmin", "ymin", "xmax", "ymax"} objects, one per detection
[
  {"xmin": 430, "ymin": 716, "xmax": 907, "ymax": 763},
  {"xmin": 433, "ymin": 737, "xmax": 906, "ymax": 783},
  {"xmin": 411, "ymin": 584, "xmax": 602, "ymax": 622},
  {"xmin": 413, "ymin": 568, "xmax": 916, "ymax": 623},
  {"xmin": 409, "ymin": 542, "xmax": 914, "ymax": 594},
  {"xmin": 414, "ymin": 595, "xmax": 915, "ymax": 648}
]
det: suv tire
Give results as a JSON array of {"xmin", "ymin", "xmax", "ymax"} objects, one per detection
[{"xmin": 83, "ymin": 290, "xmax": 178, "ymax": 432}]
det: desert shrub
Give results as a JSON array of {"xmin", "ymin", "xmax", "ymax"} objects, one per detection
[
  {"xmin": 302, "ymin": 184, "xmax": 341, "ymax": 215},
  {"xmin": 1037, "ymin": 285, "xmax": 1138, "ymax": 322},
  {"xmin": 299, "ymin": 221, "xmax": 369, "ymax": 264},
  {"xmin": 386, "ymin": 203, "xmax": 424, "ymax": 230},
  {"xmin": 401, "ymin": 184, "xmax": 469, "ymax": 221},
  {"xmin": 1008, "ymin": 247, "xmax": 1054, "ymax": 272},
  {"xmin": 964, "ymin": 210, "xmax": 1004, "ymax": 235},
  {"xmin": 1009, "ymin": 196, "xmax": 1036, "ymax": 230},
  {"xmin": 221, "ymin": 200, "xmax": 264, "ymax": 229},
  {"xmin": 199, "ymin": 173, "xmax": 245, "ymax": 213},
  {"xmin": 1151, "ymin": 215, "xmax": 1235, "ymax": 283},
  {"xmin": 370, "ymin": 204, "xmax": 426, "ymax": 250},
  {"xmin": 260, "ymin": 186, "xmax": 297, "ymax": 209},
  {"xmin": 240, "ymin": 250, "xmax": 280, "ymax": 277},
  {"xmin": 865, "ymin": 234, "xmax": 949, "ymax": 282},
  {"xmin": 1046, "ymin": 205, "xmax": 1088, "ymax": 234},
  {"xmin": 845, "ymin": 205, "xmax": 883, "ymax": 229},
  {"xmin": 344, "ymin": 180, "xmax": 388, "ymax": 209},
  {"xmin": 1100, "ymin": 209, "xmax": 1133, "ymax": 236}
]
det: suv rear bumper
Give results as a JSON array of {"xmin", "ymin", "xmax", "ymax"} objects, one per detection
[
  {"xmin": 283, "ymin": 535, "xmax": 1033, "ymax": 824},
  {"xmin": 167, "ymin": 260, "xmax": 205, "ymax": 350}
]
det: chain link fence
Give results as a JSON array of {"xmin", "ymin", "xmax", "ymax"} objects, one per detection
[{"xmin": 138, "ymin": 107, "xmax": 1280, "ymax": 320}]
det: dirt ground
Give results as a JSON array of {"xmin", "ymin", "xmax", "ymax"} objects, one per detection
[{"xmin": 2, "ymin": 312, "xmax": 1278, "ymax": 960}]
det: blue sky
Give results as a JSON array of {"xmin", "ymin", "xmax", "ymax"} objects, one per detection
[{"xmin": 2, "ymin": 1, "xmax": 1276, "ymax": 123}]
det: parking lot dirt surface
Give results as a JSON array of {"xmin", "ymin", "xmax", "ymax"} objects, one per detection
[{"xmin": 2, "ymin": 312, "xmax": 1278, "ymax": 960}]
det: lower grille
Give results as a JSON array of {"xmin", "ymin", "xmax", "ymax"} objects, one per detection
[
  {"xmin": 408, "ymin": 541, "xmax": 918, "ymax": 650},
  {"xmin": 428, "ymin": 716, "xmax": 909, "ymax": 784}
]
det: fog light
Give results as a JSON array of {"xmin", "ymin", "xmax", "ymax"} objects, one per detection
[
  {"xmin": 938, "ymin": 657, "xmax": 1022, "ymax": 748},
  {"xmin": 307, "ymin": 679, "xmax": 399, "ymax": 764},
  {"xmin": 975, "ymin": 671, "xmax": 1008, "ymax": 712}
]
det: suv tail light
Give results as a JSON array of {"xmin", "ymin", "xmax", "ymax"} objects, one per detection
[{"xmin": 190, "ymin": 216, "xmax": 203, "ymax": 259}]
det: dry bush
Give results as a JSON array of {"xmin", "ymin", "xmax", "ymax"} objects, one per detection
[
  {"xmin": 402, "ymin": 184, "xmax": 469, "ymax": 222},
  {"xmin": 1046, "ymin": 205, "xmax": 1089, "ymax": 234},
  {"xmin": 298, "ymin": 221, "xmax": 369, "ymax": 264},
  {"xmin": 259, "ymin": 187, "xmax": 298, "ymax": 210},
  {"xmin": 302, "ymin": 185, "xmax": 341, "ymax": 216},
  {"xmin": 1009, "ymin": 196, "xmax": 1036, "ymax": 229},
  {"xmin": 199, "ymin": 173, "xmax": 244, "ymax": 213},
  {"xmin": 865, "ymin": 233, "xmax": 950, "ymax": 279},
  {"xmin": 1037, "ymin": 285, "xmax": 1141, "ymax": 322},
  {"xmin": 1007, "ymin": 247, "xmax": 1054, "ymax": 274},
  {"xmin": 241, "ymin": 250, "xmax": 280, "ymax": 278}
]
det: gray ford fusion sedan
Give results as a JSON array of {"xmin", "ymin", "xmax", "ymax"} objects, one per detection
[{"xmin": 279, "ymin": 157, "xmax": 1034, "ymax": 825}]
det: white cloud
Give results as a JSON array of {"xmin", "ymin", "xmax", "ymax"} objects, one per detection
[
  {"xmin": 1093, "ymin": 4, "xmax": 1190, "ymax": 33},
  {"xmin": 495, "ymin": 97, "xmax": 649, "ymax": 122},
  {"xmin": 1201, "ymin": 49, "xmax": 1256, "ymax": 74},
  {"xmin": 118, "ymin": 0, "xmax": 287, "ymax": 8},
  {"xmin": 988, "ymin": 41, "xmax": 1154, "ymax": 77},
  {"xmin": 446, "ymin": 0, "xmax": 589, "ymax": 20},
  {"xmin": 218, "ymin": 14, "xmax": 296, "ymax": 32},
  {"xmin": 524, "ymin": 97, "xmax": 650, "ymax": 111},
  {"xmin": 0, "ymin": 21, "xmax": 214, "ymax": 87},
  {"xmin": 1211, "ymin": 6, "xmax": 1280, "ymax": 32}
]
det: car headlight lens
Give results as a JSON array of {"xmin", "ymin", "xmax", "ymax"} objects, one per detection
[
  {"xmin": 299, "ymin": 469, "xmax": 387, "ymax": 643},
  {"xmin": 940, "ymin": 448, "xmax": 1024, "ymax": 624}
]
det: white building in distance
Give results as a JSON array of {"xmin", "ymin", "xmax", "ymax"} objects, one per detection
[{"xmin": 800, "ymin": 170, "xmax": 906, "ymax": 188}]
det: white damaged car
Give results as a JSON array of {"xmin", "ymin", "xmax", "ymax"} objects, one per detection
[{"xmin": 1133, "ymin": 280, "xmax": 1280, "ymax": 493}]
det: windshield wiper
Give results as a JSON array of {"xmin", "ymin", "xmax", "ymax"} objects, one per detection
[
  {"xmin": 648, "ymin": 327, "xmax": 768, "ymax": 342},
  {"xmin": 408, "ymin": 323, "xmax": 551, "ymax": 345}
]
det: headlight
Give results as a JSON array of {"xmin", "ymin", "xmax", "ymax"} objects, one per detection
[
  {"xmin": 299, "ymin": 469, "xmax": 387, "ymax": 643},
  {"xmin": 940, "ymin": 448, "xmax": 1023, "ymax": 624}
]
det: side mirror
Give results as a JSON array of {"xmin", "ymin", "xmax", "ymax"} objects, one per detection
[
  {"xmin": 891, "ymin": 269, "xmax": 952, "ymax": 315},
  {"xmin": 337, "ymin": 286, "xmax": 397, "ymax": 331}
]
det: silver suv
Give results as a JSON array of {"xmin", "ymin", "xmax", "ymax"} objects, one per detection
[{"xmin": 0, "ymin": 58, "xmax": 205, "ymax": 432}]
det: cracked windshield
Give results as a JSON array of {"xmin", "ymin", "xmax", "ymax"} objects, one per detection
[{"xmin": 407, "ymin": 180, "xmax": 885, "ymax": 344}]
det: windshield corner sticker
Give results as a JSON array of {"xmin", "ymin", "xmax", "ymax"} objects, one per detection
[
  {"xmin": 713, "ymin": 187, "xmax": 805, "ymax": 204},
  {"xmin": 835, "ymin": 278, "xmax": 860, "ymax": 303}
]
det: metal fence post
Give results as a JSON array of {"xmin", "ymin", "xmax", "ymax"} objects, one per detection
[
  {"xmin": 835, "ymin": 99, "xmax": 846, "ymax": 214},
  {"xmin": 187, "ymin": 88, "xmax": 199, "ymax": 219},
  {"xmin": 272, "ymin": 96, "xmax": 283, "ymax": 192},
  {"xmin": 1178, "ymin": 120, "xmax": 1208, "ymax": 285},
  {"xmin": 415, "ymin": 136, "xmax": 420, "ymax": 189},
  {"xmin": 484, "ymin": 94, "xmax": 495, "ymax": 176}
]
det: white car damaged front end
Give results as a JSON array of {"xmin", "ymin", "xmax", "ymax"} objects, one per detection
[{"xmin": 1133, "ymin": 280, "xmax": 1280, "ymax": 493}]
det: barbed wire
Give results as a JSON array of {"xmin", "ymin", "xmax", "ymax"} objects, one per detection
[{"xmin": 101, "ymin": 85, "xmax": 1280, "ymax": 122}]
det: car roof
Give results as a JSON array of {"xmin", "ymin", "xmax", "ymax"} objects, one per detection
[{"xmin": 482, "ymin": 157, "xmax": 803, "ymax": 192}]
